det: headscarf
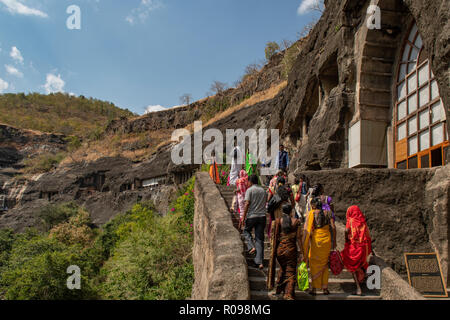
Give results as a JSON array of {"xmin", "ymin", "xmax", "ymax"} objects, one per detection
[
  {"xmin": 341, "ymin": 206, "xmax": 372, "ymax": 274},
  {"xmin": 346, "ymin": 206, "xmax": 371, "ymax": 245},
  {"xmin": 236, "ymin": 170, "xmax": 249, "ymax": 194}
]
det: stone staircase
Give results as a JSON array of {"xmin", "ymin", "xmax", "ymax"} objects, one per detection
[{"xmin": 217, "ymin": 184, "xmax": 382, "ymax": 300}]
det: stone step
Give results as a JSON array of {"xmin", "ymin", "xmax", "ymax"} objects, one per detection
[
  {"xmin": 221, "ymin": 193, "xmax": 235, "ymax": 197},
  {"xmin": 247, "ymin": 265, "xmax": 355, "ymax": 280},
  {"xmin": 248, "ymin": 276, "xmax": 378, "ymax": 294},
  {"xmin": 250, "ymin": 290, "xmax": 382, "ymax": 301},
  {"xmin": 246, "ymin": 257, "xmax": 270, "ymax": 267},
  {"xmin": 245, "ymin": 249, "xmax": 271, "ymax": 256}
]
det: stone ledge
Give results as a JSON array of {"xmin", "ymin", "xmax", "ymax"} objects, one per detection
[
  {"xmin": 191, "ymin": 172, "xmax": 250, "ymax": 300},
  {"xmin": 369, "ymin": 255, "xmax": 425, "ymax": 300}
]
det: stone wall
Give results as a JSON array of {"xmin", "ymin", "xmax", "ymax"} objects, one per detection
[
  {"xmin": 292, "ymin": 165, "xmax": 450, "ymax": 285},
  {"xmin": 192, "ymin": 172, "xmax": 250, "ymax": 300}
]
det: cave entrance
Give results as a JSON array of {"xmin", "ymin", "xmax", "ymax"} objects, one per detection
[
  {"xmin": 301, "ymin": 79, "xmax": 320, "ymax": 144},
  {"xmin": 318, "ymin": 52, "xmax": 339, "ymax": 101}
]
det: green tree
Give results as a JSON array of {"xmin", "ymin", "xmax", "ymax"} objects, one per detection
[{"xmin": 265, "ymin": 41, "xmax": 280, "ymax": 61}]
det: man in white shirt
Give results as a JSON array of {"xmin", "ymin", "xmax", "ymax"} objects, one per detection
[{"xmin": 229, "ymin": 136, "xmax": 243, "ymax": 186}]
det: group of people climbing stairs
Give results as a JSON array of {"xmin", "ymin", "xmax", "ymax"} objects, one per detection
[{"xmin": 217, "ymin": 184, "xmax": 381, "ymax": 301}]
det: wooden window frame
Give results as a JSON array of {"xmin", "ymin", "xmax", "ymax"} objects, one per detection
[{"xmin": 394, "ymin": 23, "xmax": 448, "ymax": 169}]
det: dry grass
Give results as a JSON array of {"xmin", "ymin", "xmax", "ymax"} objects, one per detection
[
  {"xmin": 203, "ymin": 81, "xmax": 287, "ymax": 127},
  {"xmin": 60, "ymin": 129, "xmax": 173, "ymax": 165},
  {"xmin": 160, "ymin": 81, "xmax": 287, "ymax": 147}
]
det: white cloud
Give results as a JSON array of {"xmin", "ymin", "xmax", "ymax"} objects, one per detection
[
  {"xmin": 297, "ymin": 0, "xmax": 321, "ymax": 15},
  {"xmin": 0, "ymin": 78, "xmax": 8, "ymax": 93},
  {"xmin": 5, "ymin": 64, "xmax": 23, "ymax": 77},
  {"xmin": 126, "ymin": 0, "xmax": 162, "ymax": 25},
  {"xmin": 10, "ymin": 46, "xmax": 24, "ymax": 64},
  {"xmin": 0, "ymin": 0, "xmax": 48, "ymax": 18},
  {"xmin": 144, "ymin": 105, "xmax": 166, "ymax": 114},
  {"xmin": 44, "ymin": 73, "xmax": 65, "ymax": 94}
]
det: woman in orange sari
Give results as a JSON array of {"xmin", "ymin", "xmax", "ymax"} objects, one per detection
[
  {"xmin": 303, "ymin": 197, "xmax": 336, "ymax": 295},
  {"xmin": 208, "ymin": 150, "xmax": 220, "ymax": 184},
  {"xmin": 341, "ymin": 205, "xmax": 372, "ymax": 296}
]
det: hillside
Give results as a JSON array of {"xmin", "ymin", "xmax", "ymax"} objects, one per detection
[
  {"xmin": 0, "ymin": 93, "xmax": 135, "ymax": 139},
  {"xmin": 71, "ymin": 48, "xmax": 296, "ymax": 165}
]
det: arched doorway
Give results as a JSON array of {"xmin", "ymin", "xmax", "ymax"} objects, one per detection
[{"xmin": 393, "ymin": 22, "xmax": 449, "ymax": 169}]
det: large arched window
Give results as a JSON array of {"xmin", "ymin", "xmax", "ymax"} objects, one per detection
[{"xmin": 394, "ymin": 23, "xmax": 448, "ymax": 169}]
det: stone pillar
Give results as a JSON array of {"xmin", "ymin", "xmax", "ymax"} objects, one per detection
[{"xmin": 349, "ymin": 119, "xmax": 388, "ymax": 168}]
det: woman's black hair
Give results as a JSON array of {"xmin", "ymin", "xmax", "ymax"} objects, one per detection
[
  {"xmin": 294, "ymin": 177, "xmax": 300, "ymax": 185},
  {"xmin": 277, "ymin": 176, "xmax": 286, "ymax": 185},
  {"xmin": 281, "ymin": 203, "xmax": 292, "ymax": 234},
  {"xmin": 311, "ymin": 197, "xmax": 323, "ymax": 210},
  {"xmin": 311, "ymin": 197, "xmax": 327, "ymax": 227},
  {"xmin": 249, "ymin": 174, "xmax": 259, "ymax": 185},
  {"xmin": 312, "ymin": 184, "xmax": 323, "ymax": 198},
  {"xmin": 276, "ymin": 177, "xmax": 290, "ymax": 202}
]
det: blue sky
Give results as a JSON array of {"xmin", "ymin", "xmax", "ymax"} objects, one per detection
[{"xmin": 0, "ymin": 0, "xmax": 322, "ymax": 114}]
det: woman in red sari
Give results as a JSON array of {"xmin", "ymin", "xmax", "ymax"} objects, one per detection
[{"xmin": 341, "ymin": 205, "xmax": 372, "ymax": 296}]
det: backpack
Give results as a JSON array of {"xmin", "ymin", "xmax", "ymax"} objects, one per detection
[
  {"xmin": 267, "ymin": 194, "xmax": 282, "ymax": 214},
  {"xmin": 276, "ymin": 185, "xmax": 290, "ymax": 202}
]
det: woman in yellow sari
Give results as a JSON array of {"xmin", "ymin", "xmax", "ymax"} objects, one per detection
[{"xmin": 303, "ymin": 197, "xmax": 336, "ymax": 295}]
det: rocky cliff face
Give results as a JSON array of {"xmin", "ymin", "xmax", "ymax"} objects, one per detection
[
  {"xmin": 1, "ymin": 1, "xmax": 448, "ymax": 284},
  {"xmin": 0, "ymin": 155, "xmax": 179, "ymax": 231},
  {"xmin": 275, "ymin": 0, "xmax": 449, "ymax": 170},
  {"xmin": 0, "ymin": 124, "xmax": 66, "ymax": 169}
]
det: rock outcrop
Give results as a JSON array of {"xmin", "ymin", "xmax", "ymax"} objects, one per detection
[
  {"xmin": 0, "ymin": 156, "xmax": 178, "ymax": 231},
  {"xmin": 291, "ymin": 166, "xmax": 449, "ymax": 285},
  {"xmin": 0, "ymin": 124, "xmax": 67, "ymax": 169}
]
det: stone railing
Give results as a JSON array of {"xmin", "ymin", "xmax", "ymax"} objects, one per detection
[{"xmin": 191, "ymin": 172, "xmax": 250, "ymax": 300}]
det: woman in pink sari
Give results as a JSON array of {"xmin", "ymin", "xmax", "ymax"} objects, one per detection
[{"xmin": 235, "ymin": 170, "xmax": 250, "ymax": 223}]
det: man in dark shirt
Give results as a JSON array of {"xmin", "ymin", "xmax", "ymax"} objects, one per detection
[{"xmin": 277, "ymin": 144, "xmax": 289, "ymax": 173}]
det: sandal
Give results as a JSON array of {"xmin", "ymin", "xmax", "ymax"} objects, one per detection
[
  {"xmin": 323, "ymin": 289, "xmax": 330, "ymax": 295},
  {"xmin": 308, "ymin": 289, "xmax": 316, "ymax": 296}
]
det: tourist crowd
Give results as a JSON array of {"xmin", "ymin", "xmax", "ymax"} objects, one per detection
[{"xmin": 209, "ymin": 144, "xmax": 373, "ymax": 300}]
